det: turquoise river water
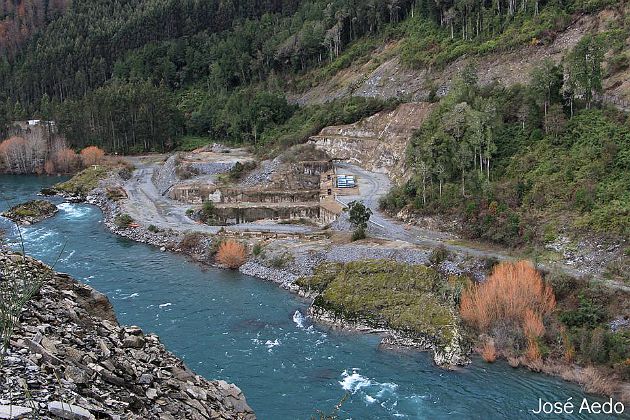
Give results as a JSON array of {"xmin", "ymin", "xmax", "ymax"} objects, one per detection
[{"xmin": 0, "ymin": 175, "xmax": 624, "ymax": 419}]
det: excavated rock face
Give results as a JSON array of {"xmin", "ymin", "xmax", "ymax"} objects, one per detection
[
  {"xmin": 309, "ymin": 102, "xmax": 434, "ymax": 183},
  {"xmin": 0, "ymin": 254, "xmax": 255, "ymax": 420}
]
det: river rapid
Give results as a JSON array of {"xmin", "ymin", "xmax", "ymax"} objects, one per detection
[{"xmin": 0, "ymin": 175, "xmax": 620, "ymax": 419}]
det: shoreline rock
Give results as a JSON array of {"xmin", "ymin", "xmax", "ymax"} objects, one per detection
[
  {"xmin": 0, "ymin": 253, "xmax": 255, "ymax": 419},
  {"xmin": 1, "ymin": 200, "xmax": 58, "ymax": 225}
]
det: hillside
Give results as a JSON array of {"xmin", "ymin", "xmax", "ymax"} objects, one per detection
[
  {"xmin": 0, "ymin": 0, "xmax": 627, "ymax": 150},
  {"xmin": 0, "ymin": 0, "xmax": 628, "ymax": 253}
]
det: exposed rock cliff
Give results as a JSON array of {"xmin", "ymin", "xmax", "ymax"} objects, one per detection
[
  {"xmin": 0, "ymin": 254, "xmax": 255, "ymax": 420},
  {"xmin": 309, "ymin": 102, "xmax": 434, "ymax": 182}
]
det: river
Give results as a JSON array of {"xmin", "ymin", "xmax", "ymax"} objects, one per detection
[{"xmin": 0, "ymin": 175, "xmax": 619, "ymax": 419}]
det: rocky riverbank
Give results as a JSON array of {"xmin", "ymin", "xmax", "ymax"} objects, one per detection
[
  {"xmin": 48, "ymin": 179, "xmax": 480, "ymax": 370},
  {"xmin": 0, "ymin": 253, "xmax": 255, "ymax": 419},
  {"xmin": 1, "ymin": 200, "xmax": 58, "ymax": 225}
]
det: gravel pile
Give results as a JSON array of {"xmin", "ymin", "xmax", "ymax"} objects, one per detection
[
  {"xmin": 191, "ymin": 162, "xmax": 236, "ymax": 175},
  {"xmin": 239, "ymin": 158, "xmax": 282, "ymax": 188},
  {"xmin": 0, "ymin": 254, "xmax": 255, "ymax": 420}
]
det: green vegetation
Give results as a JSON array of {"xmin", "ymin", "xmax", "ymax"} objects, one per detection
[
  {"xmin": 2, "ymin": 200, "xmax": 58, "ymax": 224},
  {"xmin": 54, "ymin": 166, "xmax": 111, "ymax": 196},
  {"xmin": 176, "ymin": 136, "xmax": 215, "ymax": 152},
  {"xmin": 113, "ymin": 214, "xmax": 134, "ymax": 229},
  {"xmin": 269, "ymin": 252, "xmax": 294, "ymax": 269},
  {"xmin": 0, "ymin": 0, "xmax": 414, "ymax": 151},
  {"xmin": 199, "ymin": 201, "xmax": 217, "ymax": 224},
  {"xmin": 347, "ymin": 201, "xmax": 372, "ymax": 241},
  {"xmin": 4, "ymin": 0, "xmax": 616, "ymax": 153},
  {"xmin": 297, "ymin": 260, "xmax": 468, "ymax": 347},
  {"xmin": 548, "ymin": 272, "xmax": 630, "ymax": 378},
  {"xmin": 382, "ymin": 35, "xmax": 630, "ymax": 246}
]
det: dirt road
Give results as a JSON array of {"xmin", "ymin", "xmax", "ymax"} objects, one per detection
[{"xmin": 334, "ymin": 163, "xmax": 629, "ymax": 290}]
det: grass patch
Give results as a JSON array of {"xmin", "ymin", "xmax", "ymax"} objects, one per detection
[
  {"xmin": 54, "ymin": 166, "xmax": 111, "ymax": 196},
  {"xmin": 301, "ymin": 260, "xmax": 464, "ymax": 347},
  {"xmin": 176, "ymin": 135, "xmax": 215, "ymax": 151}
]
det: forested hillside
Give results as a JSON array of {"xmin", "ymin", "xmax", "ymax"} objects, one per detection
[
  {"xmin": 0, "ymin": 0, "xmax": 628, "ymax": 246},
  {"xmin": 0, "ymin": 0, "xmax": 68, "ymax": 59},
  {"xmin": 1, "ymin": 0, "xmax": 624, "ymax": 153}
]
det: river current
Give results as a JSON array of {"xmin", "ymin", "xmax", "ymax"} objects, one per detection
[{"xmin": 1, "ymin": 175, "xmax": 620, "ymax": 419}]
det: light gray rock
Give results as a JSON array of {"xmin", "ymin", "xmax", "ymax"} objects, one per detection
[
  {"xmin": 47, "ymin": 401, "xmax": 94, "ymax": 420},
  {"xmin": 0, "ymin": 405, "xmax": 32, "ymax": 419}
]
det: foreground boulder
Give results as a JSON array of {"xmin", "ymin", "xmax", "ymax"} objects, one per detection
[
  {"xmin": 0, "ymin": 254, "xmax": 255, "ymax": 419},
  {"xmin": 1, "ymin": 200, "xmax": 58, "ymax": 225}
]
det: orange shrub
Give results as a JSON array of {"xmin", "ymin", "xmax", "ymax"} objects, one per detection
[
  {"xmin": 525, "ymin": 339, "xmax": 542, "ymax": 363},
  {"xmin": 80, "ymin": 146, "xmax": 106, "ymax": 166},
  {"xmin": 523, "ymin": 309, "xmax": 545, "ymax": 339},
  {"xmin": 216, "ymin": 241, "xmax": 247, "ymax": 269},
  {"xmin": 460, "ymin": 261, "xmax": 556, "ymax": 331},
  {"xmin": 52, "ymin": 148, "xmax": 78, "ymax": 173},
  {"xmin": 481, "ymin": 340, "xmax": 497, "ymax": 363}
]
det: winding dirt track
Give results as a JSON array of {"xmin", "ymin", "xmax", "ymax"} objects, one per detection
[{"xmin": 334, "ymin": 163, "xmax": 630, "ymax": 292}]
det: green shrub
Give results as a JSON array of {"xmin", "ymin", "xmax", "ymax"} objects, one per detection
[
  {"xmin": 55, "ymin": 166, "xmax": 111, "ymax": 196},
  {"xmin": 252, "ymin": 243, "xmax": 263, "ymax": 257},
  {"xmin": 559, "ymin": 293, "xmax": 606, "ymax": 328},
  {"xmin": 429, "ymin": 245, "xmax": 450, "ymax": 266},
  {"xmin": 269, "ymin": 252, "xmax": 294, "ymax": 269},
  {"xmin": 351, "ymin": 228, "xmax": 366, "ymax": 242},
  {"xmin": 200, "ymin": 201, "xmax": 216, "ymax": 224},
  {"xmin": 113, "ymin": 213, "xmax": 134, "ymax": 229},
  {"xmin": 148, "ymin": 224, "xmax": 159, "ymax": 233}
]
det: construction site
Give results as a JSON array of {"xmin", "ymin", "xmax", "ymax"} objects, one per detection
[{"xmin": 152, "ymin": 144, "xmax": 361, "ymax": 229}]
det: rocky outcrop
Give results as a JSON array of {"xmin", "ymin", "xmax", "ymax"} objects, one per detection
[
  {"xmin": 309, "ymin": 102, "xmax": 434, "ymax": 182},
  {"xmin": 0, "ymin": 254, "xmax": 255, "ymax": 419},
  {"xmin": 308, "ymin": 306, "xmax": 470, "ymax": 368},
  {"xmin": 1, "ymin": 200, "xmax": 58, "ymax": 225},
  {"xmin": 152, "ymin": 155, "xmax": 179, "ymax": 196}
]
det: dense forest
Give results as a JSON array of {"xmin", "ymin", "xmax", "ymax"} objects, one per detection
[
  {"xmin": 381, "ymin": 41, "xmax": 629, "ymax": 246},
  {"xmin": 0, "ymin": 0, "xmax": 622, "ymax": 153}
]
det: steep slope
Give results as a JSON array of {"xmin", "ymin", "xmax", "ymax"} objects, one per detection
[
  {"xmin": 291, "ymin": 7, "xmax": 629, "ymax": 107},
  {"xmin": 309, "ymin": 102, "xmax": 434, "ymax": 181}
]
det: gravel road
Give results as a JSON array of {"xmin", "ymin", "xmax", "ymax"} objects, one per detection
[{"xmin": 333, "ymin": 162, "xmax": 619, "ymax": 284}]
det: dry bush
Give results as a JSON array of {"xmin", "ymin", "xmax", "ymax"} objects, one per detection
[
  {"xmin": 178, "ymin": 232, "xmax": 205, "ymax": 253},
  {"xmin": 481, "ymin": 339, "xmax": 497, "ymax": 363},
  {"xmin": 44, "ymin": 160, "xmax": 55, "ymax": 175},
  {"xmin": 80, "ymin": 146, "xmax": 106, "ymax": 166},
  {"xmin": 579, "ymin": 366, "xmax": 617, "ymax": 396},
  {"xmin": 507, "ymin": 356, "xmax": 520, "ymax": 368},
  {"xmin": 562, "ymin": 330, "xmax": 576, "ymax": 363},
  {"xmin": 216, "ymin": 241, "xmax": 247, "ymax": 269},
  {"xmin": 525, "ymin": 339, "xmax": 542, "ymax": 363},
  {"xmin": 52, "ymin": 148, "xmax": 79, "ymax": 173},
  {"xmin": 523, "ymin": 309, "xmax": 545, "ymax": 339},
  {"xmin": 461, "ymin": 261, "xmax": 556, "ymax": 331}
]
